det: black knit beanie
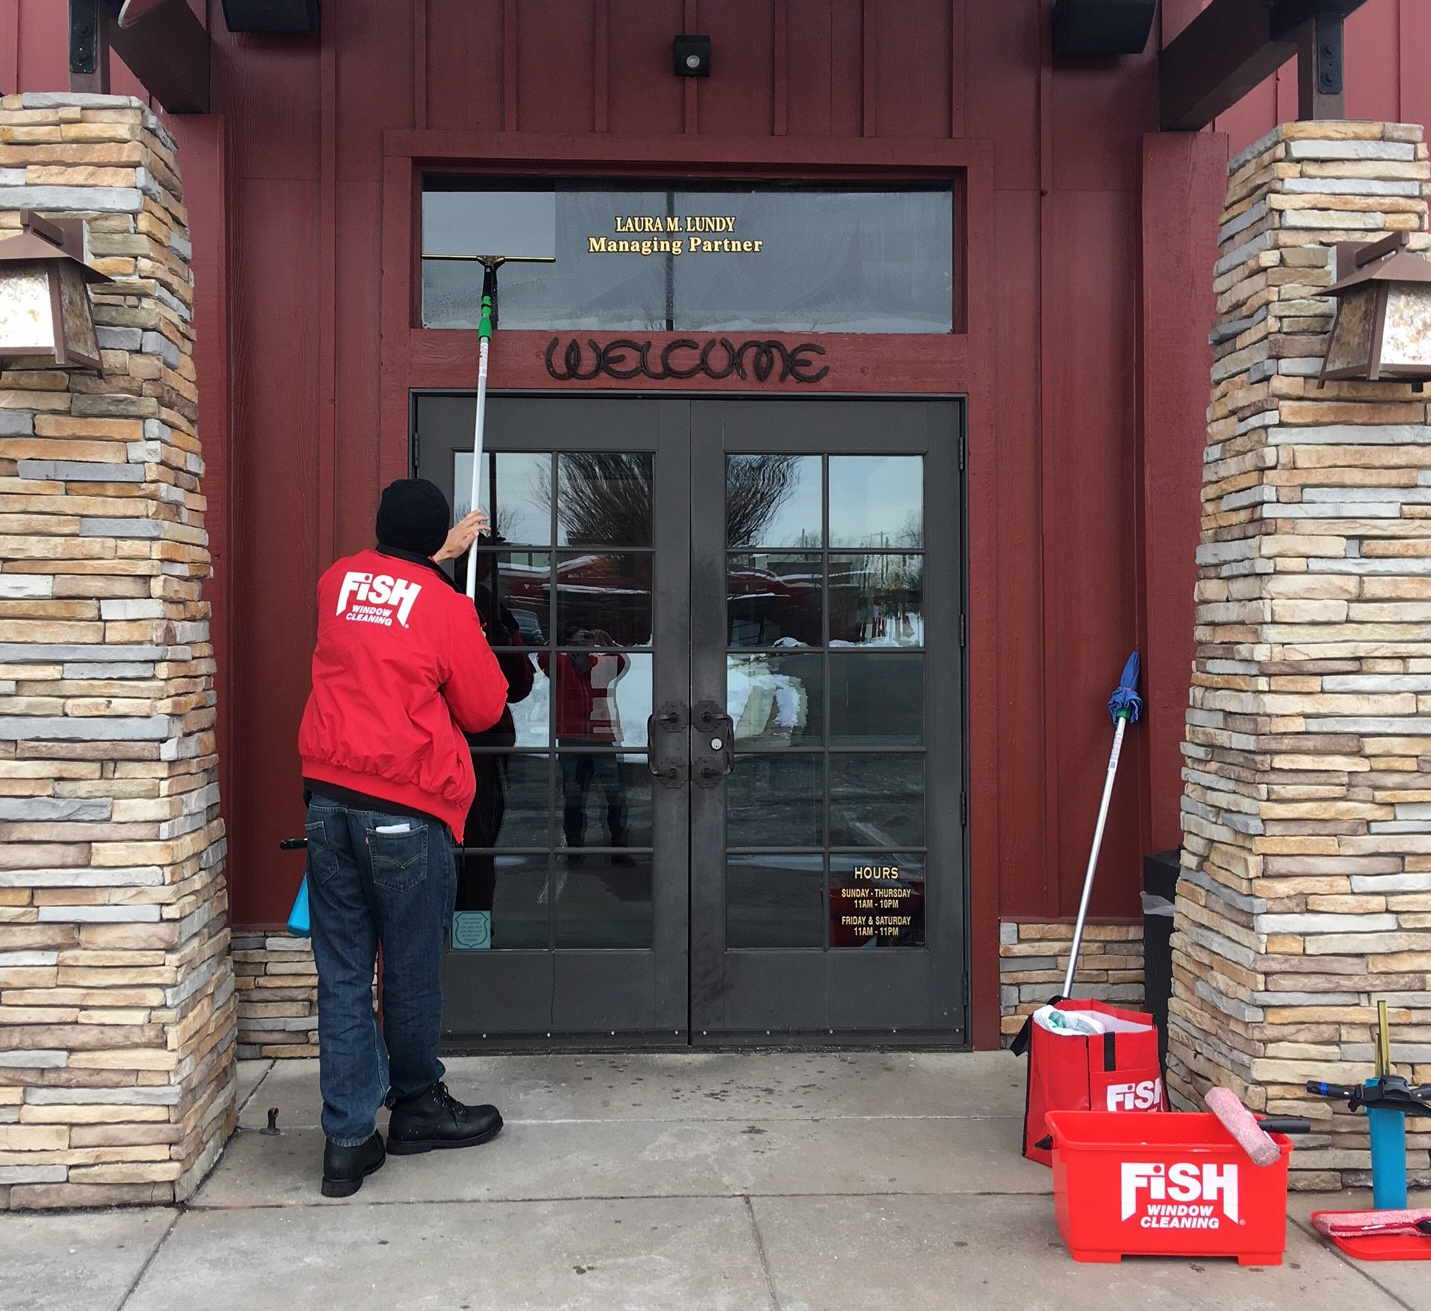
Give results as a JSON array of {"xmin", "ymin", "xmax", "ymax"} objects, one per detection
[{"xmin": 376, "ymin": 478, "xmax": 449, "ymax": 558}]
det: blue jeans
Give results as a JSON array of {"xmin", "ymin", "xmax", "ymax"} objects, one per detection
[{"xmin": 304, "ymin": 794, "xmax": 456, "ymax": 1146}]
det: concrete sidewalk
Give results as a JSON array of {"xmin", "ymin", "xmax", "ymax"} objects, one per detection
[{"xmin": 2, "ymin": 1052, "xmax": 1424, "ymax": 1311}]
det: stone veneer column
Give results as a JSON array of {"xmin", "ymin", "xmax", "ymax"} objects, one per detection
[
  {"xmin": 1172, "ymin": 122, "xmax": 1431, "ymax": 1189},
  {"xmin": 0, "ymin": 95, "xmax": 234, "ymax": 1208}
]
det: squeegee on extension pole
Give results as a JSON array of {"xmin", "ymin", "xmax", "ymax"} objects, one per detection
[
  {"xmin": 1063, "ymin": 652, "xmax": 1143, "ymax": 997},
  {"xmin": 420, "ymin": 189, "xmax": 557, "ymax": 599}
]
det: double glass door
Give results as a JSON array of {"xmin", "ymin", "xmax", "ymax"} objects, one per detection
[{"xmin": 415, "ymin": 394, "xmax": 965, "ymax": 1044}]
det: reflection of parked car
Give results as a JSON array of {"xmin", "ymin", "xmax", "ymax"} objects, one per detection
[{"xmin": 510, "ymin": 608, "xmax": 545, "ymax": 645}]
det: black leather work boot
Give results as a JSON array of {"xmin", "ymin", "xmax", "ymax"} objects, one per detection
[
  {"xmin": 387, "ymin": 1081, "xmax": 504, "ymax": 1155},
  {"xmin": 321, "ymin": 1130, "xmax": 386, "ymax": 1198}
]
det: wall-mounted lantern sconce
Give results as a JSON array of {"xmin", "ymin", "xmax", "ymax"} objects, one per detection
[
  {"xmin": 1320, "ymin": 231, "xmax": 1431, "ymax": 391},
  {"xmin": 0, "ymin": 210, "xmax": 106, "ymax": 371},
  {"xmin": 674, "ymin": 35, "xmax": 711, "ymax": 77}
]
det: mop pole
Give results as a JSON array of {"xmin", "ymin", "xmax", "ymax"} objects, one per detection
[
  {"xmin": 1062, "ymin": 652, "xmax": 1143, "ymax": 998},
  {"xmin": 1063, "ymin": 715, "xmax": 1129, "ymax": 997},
  {"xmin": 464, "ymin": 262, "xmax": 496, "ymax": 603}
]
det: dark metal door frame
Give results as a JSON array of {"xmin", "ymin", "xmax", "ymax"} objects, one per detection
[
  {"xmin": 688, "ymin": 399, "xmax": 966, "ymax": 1044},
  {"xmin": 412, "ymin": 391, "xmax": 968, "ymax": 1047}
]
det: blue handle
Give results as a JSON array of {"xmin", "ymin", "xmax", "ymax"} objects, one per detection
[{"xmin": 287, "ymin": 875, "xmax": 311, "ymax": 939}]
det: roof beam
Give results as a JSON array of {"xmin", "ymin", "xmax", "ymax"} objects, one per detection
[
  {"xmin": 68, "ymin": 0, "xmax": 210, "ymax": 115},
  {"xmin": 1159, "ymin": 0, "xmax": 1369, "ymax": 132}
]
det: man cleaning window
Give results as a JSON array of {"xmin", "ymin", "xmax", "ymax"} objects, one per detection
[{"xmin": 298, "ymin": 478, "xmax": 508, "ymax": 1197}]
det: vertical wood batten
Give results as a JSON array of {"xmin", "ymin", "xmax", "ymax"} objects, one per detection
[
  {"xmin": 594, "ymin": 0, "xmax": 609, "ymax": 134},
  {"xmin": 773, "ymin": 0, "xmax": 788, "ymax": 137}
]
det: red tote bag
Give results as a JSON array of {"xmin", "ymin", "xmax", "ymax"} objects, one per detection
[{"xmin": 1011, "ymin": 998, "xmax": 1166, "ymax": 1167}]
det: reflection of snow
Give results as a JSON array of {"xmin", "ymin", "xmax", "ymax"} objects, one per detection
[{"xmin": 728, "ymin": 656, "xmax": 807, "ymax": 742}]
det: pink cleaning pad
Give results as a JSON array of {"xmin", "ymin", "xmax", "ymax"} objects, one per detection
[{"xmin": 1205, "ymin": 1086, "xmax": 1280, "ymax": 1167}]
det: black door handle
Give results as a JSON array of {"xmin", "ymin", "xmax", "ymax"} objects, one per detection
[
  {"xmin": 646, "ymin": 702, "xmax": 688, "ymax": 789},
  {"xmin": 692, "ymin": 700, "xmax": 735, "ymax": 788}
]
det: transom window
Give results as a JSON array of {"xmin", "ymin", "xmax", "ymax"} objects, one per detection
[{"xmin": 421, "ymin": 178, "xmax": 955, "ymax": 335}]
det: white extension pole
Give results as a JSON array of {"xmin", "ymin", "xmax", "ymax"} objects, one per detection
[
  {"xmin": 464, "ymin": 275, "xmax": 495, "ymax": 602},
  {"xmin": 1062, "ymin": 714, "xmax": 1129, "ymax": 997}
]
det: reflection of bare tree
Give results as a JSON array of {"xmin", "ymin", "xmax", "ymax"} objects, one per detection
[
  {"xmin": 539, "ymin": 453, "xmax": 652, "ymax": 546},
  {"xmin": 726, "ymin": 455, "xmax": 802, "ymax": 547}
]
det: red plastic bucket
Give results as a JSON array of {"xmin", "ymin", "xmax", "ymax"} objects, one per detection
[{"xmin": 1046, "ymin": 1110, "xmax": 1292, "ymax": 1266}]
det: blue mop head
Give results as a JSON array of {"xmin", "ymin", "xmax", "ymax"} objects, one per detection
[{"xmin": 1108, "ymin": 651, "xmax": 1143, "ymax": 723}]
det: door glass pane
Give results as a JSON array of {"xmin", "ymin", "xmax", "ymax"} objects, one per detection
[
  {"xmin": 727, "ymin": 854, "xmax": 825, "ymax": 948},
  {"xmin": 542, "ymin": 651, "xmax": 651, "ymax": 751},
  {"xmin": 478, "ymin": 551, "xmax": 550, "ymax": 648},
  {"xmin": 829, "ymin": 755, "xmax": 925, "ymax": 847},
  {"xmin": 554, "ymin": 854, "xmax": 653, "ymax": 948},
  {"xmin": 555, "ymin": 552, "xmax": 652, "ymax": 648},
  {"xmin": 727, "ymin": 554, "xmax": 822, "ymax": 647},
  {"xmin": 506, "ymin": 661, "xmax": 550, "ymax": 750},
  {"xmin": 728, "ymin": 653, "xmax": 822, "ymax": 747},
  {"xmin": 829, "ymin": 853, "xmax": 926, "ymax": 948},
  {"xmin": 726, "ymin": 754, "xmax": 824, "ymax": 846},
  {"xmin": 828, "ymin": 653, "xmax": 923, "ymax": 746},
  {"xmin": 557, "ymin": 452, "xmax": 653, "ymax": 547},
  {"xmin": 829, "ymin": 553, "xmax": 924, "ymax": 647},
  {"xmin": 452, "ymin": 853, "xmax": 548, "ymax": 951},
  {"xmin": 829, "ymin": 456, "xmax": 923, "ymax": 550},
  {"xmin": 462, "ymin": 751, "xmax": 548, "ymax": 848},
  {"xmin": 454, "ymin": 451, "xmax": 552, "ymax": 544},
  {"xmin": 727, "ymin": 454, "xmax": 821, "ymax": 548},
  {"xmin": 556, "ymin": 751, "xmax": 647, "ymax": 856}
]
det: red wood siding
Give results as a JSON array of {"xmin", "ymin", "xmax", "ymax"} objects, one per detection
[{"xmin": 7, "ymin": 0, "xmax": 1425, "ymax": 1046}]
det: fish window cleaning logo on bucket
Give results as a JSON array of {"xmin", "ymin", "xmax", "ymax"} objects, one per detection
[
  {"xmin": 336, "ymin": 572, "xmax": 422, "ymax": 629},
  {"xmin": 1120, "ymin": 1162, "xmax": 1239, "ymax": 1228}
]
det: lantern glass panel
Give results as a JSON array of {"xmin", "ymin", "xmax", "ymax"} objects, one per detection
[
  {"xmin": 1380, "ymin": 283, "xmax": 1431, "ymax": 369},
  {"xmin": 0, "ymin": 264, "xmax": 58, "ymax": 357},
  {"xmin": 57, "ymin": 262, "xmax": 99, "ymax": 367},
  {"xmin": 1324, "ymin": 285, "xmax": 1377, "ymax": 373}
]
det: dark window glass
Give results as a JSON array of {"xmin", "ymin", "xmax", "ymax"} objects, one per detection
[
  {"xmin": 457, "ymin": 854, "xmax": 547, "ymax": 951},
  {"xmin": 422, "ymin": 181, "xmax": 954, "ymax": 334},
  {"xmin": 554, "ymin": 853, "xmax": 653, "ymax": 948},
  {"xmin": 463, "ymin": 751, "xmax": 549, "ymax": 848},
  {"xmin": 828, "ymin": 653, "xmax": 923, "ymax": 746},
  {"xmin": 727, "ymin": 854, "xmax": 825, "ymax": 949},
  {"xmin": 555, "ymin": 750, "xmax": 652, "ymax": 852},
  {"xmin": 554, "ymin": 555, "xmax": 652, "ymax": 650},
  {"xmin": 727, "ymin": 554, "xmax": 822, "ymax": 648},
  {"xmin": 829, "ymin": 755, "xmax": 925, "ymax": 848},
  {"xmin": 829, "ymin": 554, "xmax": 923, "ymax": 648},
  {"xmin": 726, "ymin": 754, "xmax": 824, "ymax": 846}
]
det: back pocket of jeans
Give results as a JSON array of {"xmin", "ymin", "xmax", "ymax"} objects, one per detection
[
  {"xmin": 304, "ymin": 817, "xmax": 343, "ymax": 887},
  {"xmin": 368, "ymin": 825, "xmax": 428, "ymax": 893}
]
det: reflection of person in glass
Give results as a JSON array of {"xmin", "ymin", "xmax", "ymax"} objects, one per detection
[
  {"xmin": 454, "ymin": 543, "xmax": 535, "ymax": 936},
  {"xmin": 540, "ymin": 629, "xmax": 631, "ymax": 863}
]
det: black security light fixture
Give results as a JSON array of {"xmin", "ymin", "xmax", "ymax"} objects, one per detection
[
  {"xmin": 221, "ymin": 0, "xmax": 319, "ymax": 35},
  {"xmin": 674, "ymin": 35, "xmax": 711, "ymax": 77},
  {"xmin": 1051, "ymin": 0, "xmax": 1157, "ymax": 56}
]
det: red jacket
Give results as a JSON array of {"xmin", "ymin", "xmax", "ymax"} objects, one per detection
[{"xmin": 298, "ymin": 548, "xmax": 508, "ymax": 839}]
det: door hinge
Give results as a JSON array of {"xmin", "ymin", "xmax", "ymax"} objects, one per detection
[
  {"xmin": 958, "ymin": 429, "xmax": 967, "ymax": 472},
  {"xmin": 960, "ymin": 611, "xmax": 967, "ymax": 649},
  {"xmin": 411, "ymin": 431, "xmax": 421, "ymax": 476},
  {"xmin": 961, "ymin": 790, "xmax": 968, "ymax": 828}
]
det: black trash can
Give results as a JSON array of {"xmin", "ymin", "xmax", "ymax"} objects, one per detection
[{"xmin": 1142, "ymin": 848, "xmax": 1180, "ymax": 1070}]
